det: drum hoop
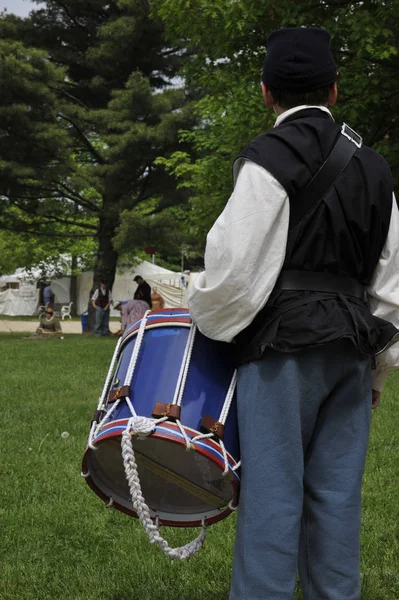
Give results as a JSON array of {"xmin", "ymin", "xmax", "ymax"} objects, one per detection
[
  {"xmin": 82, "ymin": 424, "xmax": 239, "ymax": 527},
  {"xmin": 92, "ymin": 419, "xmax": 240, "ymax": 479},
  {"xmin": 81, "ymin": 456, "xmax": 236, "ymax": 528},
  {"xmin": 122, "ymin": 310, "xmax": 191, "ymax": 338},
  {"xmin": 120, "ymin": 320, "xmax": 192, "ymax": 352}
]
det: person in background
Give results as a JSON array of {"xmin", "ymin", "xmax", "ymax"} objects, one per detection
[
  {"xmin": 91, "ymin": 280, "xmax": 112, "ymax": 337},
  {"xmin": 114, "ymin": 299, "xmax": 150, "ymax": 333},
  {"xmin": 151, "ymin": 287, "xmax": 165, "ymax": 310},
  {"xmin": 43, "ymin": 282, "xmax": 55, "ymax": 308},
  {"xmin": 133, "ymin": 275, "xmax": 152, "ymax": 307},
  {"xmin": 35, "ymin": 307, "xmax": 62, "ymax": 337}
]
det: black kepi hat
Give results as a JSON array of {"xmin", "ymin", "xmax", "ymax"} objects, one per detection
[{"xmin": 262, "ymin": 27, "xmax": 338, "ymax": 93}]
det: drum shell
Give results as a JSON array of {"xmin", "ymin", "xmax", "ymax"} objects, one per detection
[{"xmin": 111, "ymin": 319, "xmax": 239, "ymax": 460}]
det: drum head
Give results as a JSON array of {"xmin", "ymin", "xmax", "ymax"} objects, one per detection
[{"xmin": 83, "ymin": 425, "xmax": 239, "ymax": 526}]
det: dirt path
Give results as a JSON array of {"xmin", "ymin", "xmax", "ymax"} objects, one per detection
[{"xmin": 0, "ymin": 319, "xmax": 120, "ymax": 334}]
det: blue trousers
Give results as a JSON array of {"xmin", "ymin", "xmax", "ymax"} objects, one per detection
[
  {"xmin": 95, "ymin": 307, "xmax": 110, "ymax": 337},
  {"xmin": 230, "ymin": 340, "xmax": 372, "ymax": 600}
]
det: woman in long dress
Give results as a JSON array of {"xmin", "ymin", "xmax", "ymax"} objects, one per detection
[
  {"xmin": 35, "ymin": 307, "xmax": 63, "ymax": 337},
  {"xmin": 114, "ymin": 299, "xmax": 150, "ymax": 333}
]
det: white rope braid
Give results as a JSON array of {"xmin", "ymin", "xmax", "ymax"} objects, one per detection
[
  {"xmin": 87, "ymin": 421, "xmax": 99, "ymax": 451},
  {"xmin": 100, "ymin": 336, "xmax": 123, "ymax": 404},
  {"xmin": 218, "ymin": 439, "xmax": 230, "ymax": 476},
  {"xmin": 190, "ymin": 370, "xmax": 238, "ymax": 475},
  {"xmin": 88, "ymin": 313, "xmax": 151, "ymax": 449},
  {"xmin": 124, "ymin": 310, "xmax": 151, "ymax": 388},
  {"xmin": 125, "ymin": 396, "xmax": 137, "ymax": 419},
  {"xmin": 88, "ymin": 399, "xmax": 122, "ymax": 450},
  {"xmin": 173, "ymin": 323, "xmax": 197, "ymax": 407},
  {"xmin": 219, "ymin": 370, "xmax": 237, "ymax": 425},
  {"xmin": 117, "ymin": 310, "xmax": 152, "ymax": 421},
  {"xmin": 121, "ymin": 417, "xmax": 207, "ymax": 560},
  {"xmin": 170, "ymin": 323, "xmax": 197, "ymax": 449},
  {"xmin": 175, "ymin": 418, "xmax": 194, "ymax": 450},
  {"xmin": 95, "ymin": 398, "xmax": 122, "ymax": 432},
  {"xmin": 190, "ymin": 432, "xmax": 214, "ymax": 444},
  {"xmin": 87, "ymin": 336, "xmax": 124, "ymax": 449},
  {"xmin": 228, "ymin": 498, "xmax": 239, "ymax": 511}
]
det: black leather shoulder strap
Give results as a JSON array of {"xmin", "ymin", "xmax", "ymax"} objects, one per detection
[{"xmin": 289, "ymin": 124, "xmax": 363, "ymax": 230}]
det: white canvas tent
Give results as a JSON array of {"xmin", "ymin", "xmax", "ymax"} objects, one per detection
[
  {"xmin": 76, "ymin": 263, "xmax": 188, "ymax": 315},
  {"xmin": 0, "ymin": 267, "xmax": 41, "ymax": 316},
  {"xmin": 0, "ymin": 261, "xmax": 189, "ymax": 316}
]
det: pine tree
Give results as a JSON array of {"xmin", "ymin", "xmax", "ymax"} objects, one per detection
[{"xmin": 0, "ymin": 1, "xmax": 194, "ymax": 319}]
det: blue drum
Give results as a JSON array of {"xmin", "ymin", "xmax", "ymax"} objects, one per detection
[{"xmin": 82, "ymin": 308, "xmax": 240, "ymax": 528}]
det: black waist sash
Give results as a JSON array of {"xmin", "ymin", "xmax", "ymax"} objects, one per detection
[{"xmin": 275, "ymin": 270, "xmax": 366, "ymax": 302}]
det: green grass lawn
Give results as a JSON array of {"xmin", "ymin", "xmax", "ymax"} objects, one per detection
[
  {"xmin": 0, "ymin": 315, "xmax": 120, "ymax": 321},
  {"xmin": 0, "ymin": 333, "xmax": 398, "ymax": 600}
]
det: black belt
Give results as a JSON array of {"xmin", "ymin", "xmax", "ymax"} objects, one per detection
[{"xmin": 275, "ymin": 270, "xmax": 367, "ymax": 301}]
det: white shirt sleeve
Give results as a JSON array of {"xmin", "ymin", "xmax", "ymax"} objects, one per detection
[
  {"xmin": 91, "ymin": 289, "xmax": 99, "ymax": 302},
  {"xmin": 188, "ymin": 160, "xmax": 289, "ymax": 342},
  {"xmin": 367, "ymin": 193, "xmax": 399, "ymax": 391}
]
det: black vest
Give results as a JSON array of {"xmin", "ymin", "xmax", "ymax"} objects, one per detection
[
  {"xmin": 234, "ymin": 109, "xmax": 397, "ymax": 364},
  {"xmin": 97, "ymin": 287, "xmax": 109, "ymax": 309}
]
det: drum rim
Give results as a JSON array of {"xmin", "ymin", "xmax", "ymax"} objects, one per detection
[
  {"xmin": 121, "ymin": 308, "xmax": 192, "ymax": 344},
  {"xmin": 121, "ymin": 319, "xmax": 192, "ymax": 352},
  {"xmin": 82, "ymin": 419, "xmax": 240, "ymax": 527}
]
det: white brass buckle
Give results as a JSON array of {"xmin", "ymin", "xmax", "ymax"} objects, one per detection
[{"xmin": 341, "ymin": 123, "xmax": 363, "ymax": 149}]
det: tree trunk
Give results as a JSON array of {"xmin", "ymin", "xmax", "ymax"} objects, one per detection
[
  {"xmin": 69, "ymin": 254, "xmax": 78, "ymax": 317},
  {"xmin": 88, "ymin": 214, "xmax": 119, "ymax": 332}
]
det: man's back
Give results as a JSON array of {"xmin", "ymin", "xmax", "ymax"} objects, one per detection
[
  {"xmin": 240, "ymin": 109, "xmax": 392, "ymax": 281},
  {"xmin": 235, "ymin": 107, "xmax": 395, "ymax": 362},
  {"xmin": 134, "ymin": 281, "xmax": 152, "ymax": 307}
]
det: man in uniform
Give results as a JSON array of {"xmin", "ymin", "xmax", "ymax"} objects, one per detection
[
  {"xmin": 133, "ymin": 275, "xmax": 152, "ymax": 308},
  {"xmin": 91, "ymin": 280, "xmax": 112, "ymax": 337},
  {"xmin": 43, "ymin": 282, "xmax": 55, "ymax": 308},
  {"xmin": 189, "ymin": 27, "xmax": 399, "ymax": 600}
]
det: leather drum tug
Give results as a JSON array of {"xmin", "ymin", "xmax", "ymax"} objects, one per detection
[{"xmin": 82, "ymin": 308, "xmax": 240, "ymax": 559}]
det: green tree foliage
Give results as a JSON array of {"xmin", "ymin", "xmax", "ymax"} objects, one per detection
[
  {"xmin": 153, "ymin": 0, "xmax": 399, "ymax": 244},
  {"xmin": 0, "ymin": 0, "xmax": 194, "ymax": 299},
  {"xmin": 113, "ymin": 199, "xmax": 201, "ymax": 271},
  {"xmin": 0, "ymin": 39, "xmax": 82, "ymax": 234},
  {"xmin": 0, "ymin": 229, "xmax": 96, "ymax": 278}
]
